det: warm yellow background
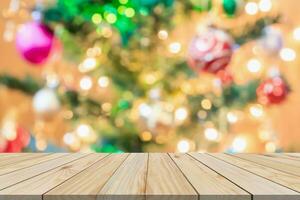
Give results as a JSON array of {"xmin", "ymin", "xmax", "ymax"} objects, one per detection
[{"xmin": 0, "ymin": 0, "xmax": 300, "ymax": 151}]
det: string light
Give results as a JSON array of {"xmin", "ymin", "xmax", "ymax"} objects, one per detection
[
  {"xmin": 227, "ymin": 112, "xmax": 238, "ymax": 124},
  {"xmin": 139, "ymin": 103, "xmax": 152, "ymax": 117},
  {"xmin": 98, "ymin": 76, "xmax": 110, "ymax": 88},
  {"xmin": 76, "ymin": 124, "xmax": 92, "ymax": 138},
  {"xmin": 245, "ymin": 2, "xmax": 258, "ymax": 15},
  {"xmin": 106, "ymin": 13, "xmax": 117, "ymax": 24},
  {"xmin": 177, "ymin": 139, "xmax": 190, "ymax": 153},
  {"xmin": 197, "ymin": 110, "xmax": 207, "ymax": 120},
  {"xmin": 247, "ymin": 59, "xmax": 262, "ymax": 73},
  {"xmin": 280, "ymin": 48, "xmax": 296, "ymax": 62},
  {"xmin": 232, "ymin": 137, "xmax": 247, "ymax": 152},
  {"xmin": 158, "ymin": 30, "xmax": 168, "ymax": 40},
  {"xmin": 140, "ymin": 131, "xmax": 152, "ymax": 141},
  {"xmin": 124, "ymin": 8, "xmax": 135, "ymax": 18},
  {"xmin": 119, "ymin": 0, "xmax": 128, "ymax": 4},
  {"xmin": 201, "ymin": 99, "xmax": 212, "ymax": 110},
  {"xmin": 293, "ymin": 27, "xmax": 300, "ymax": 41},
  {"xmin": 174, "ymin": 107, "xmax": 188, "ymax": 121},
  {"xmin": 204, "ymin": 128, "xmax": 219, "ymax": 141},
  {"xmin": 258, "ymin": 0, "xmax": 272, "ymax": 12},
  {"xmin": 249, "ymin": 104, "xmax": 264, "ymax": 118},
  {"xmin": 79, "ymin": 57, "xmax": 97, "ymax": 72},
  {"xmin": 79, "ymin": 76, "xmax": 93, "ymax": 90},
  {"xmin": 102, "ymin": 102, "xmax": 112, "ymax": 112},
  {"xmin": 265, "ymin": 142, "xmax": 276, "ymax": 152},
  {"xmin": 63, "ymin": 132, "xmax": 76, "ymax": 145},
  {"xmin": 168, "ymin": 42, "xmax": 181, "ymax": 54},
  {"xmin": 92, "ymin": 13, "xmax": 102, "ymax": 24},
  {"xmin": 36, "ymin": 139, "xmax": 47, "ymax": 151}
]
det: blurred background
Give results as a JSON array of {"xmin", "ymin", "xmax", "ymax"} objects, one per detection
[{"xmin": 0, "ymin": 0, "xmax": 299, "ymax": 153}]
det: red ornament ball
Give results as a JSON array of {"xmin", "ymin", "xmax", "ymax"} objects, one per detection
[
  {"xmin": 187, "ymin": 28, "xmax": 233, "ymax": 74},
  {"xmin": 16, "ymin": 22, "xmax": 54, "ymax": 65},
  {"xmin": 256, "ymin": 76, "xmax": 289, "ymax": 105},
  {"xmin": 217, "ymin": 70, "xmax": 233, "ymax": 85}
]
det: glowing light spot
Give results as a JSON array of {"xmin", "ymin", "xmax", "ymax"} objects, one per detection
[
  {"xmin": 227, "ymin": 112, "xmax": 238, "ymax": 124},
  {"xmin": 293, "ymin": 27, "xmax": 300, "ymax": 41},
  {"xmin": 258, "ymin": 0, "xmax": 272, "ymax": 12},
  {"xmin": 80, "ymin": 76, "xmax": 93, "ymax": 91},
  {"xmin": 247, "ymin": 59, "xmax": 262, "ymax": 73},
  {"xmin": 265, "ymin": 142, "xmax": 276, "ymax": 152},
  {"xmin": 63, "ymin": 132, "xmax": 76, "ymax": 145},
  {"xmin": 98, "ymin": 76, "xmax": 110, "ymax": 88},
  {"xmin": 79, "ymin": 57, "xmax": 97, "ymax": 72},
  {"xmin": 204, "ymin": 128, "xmax": 219, "ymax": 141},
  {"xmin": 168, "ymin": 42, "xmax": 181, "ymax": 54},
  {"xmin": 177, "ymin": 139, "xmax": 190, "ymax": 153},
  {"xmin": 119, "ymin": 0, "xmax": 128, "ymax": 4},
  {"xmin": 139, "ymin": 103, "xmax": 152, "ymax": 117},
  {"xmin": 125, "ymin": 8, "xmax": 135, "ymax": 17},
  {"xmin": 280, "ymin": 48, "xmax": 296, "ymax": 62},
  {"xmin": 201, "ymin": 99, "xmax": 212, "ymax": 110},
  {"xmin": 245, "ymin": 2, "xmax": 258, "ymax": 15},
  {"xmin": 140, "ymin": 131, "xmax": 152, "ymax": 141},
  {"xmin": 92, "ymin": 13, "xmax": 102, "ymax": 24},
  {"xmin": 158, "ymin": 30, "xmax": 168, "ymax": 40},
  {"xmin": 106, "ymin": 13, "xmax": 117, "ymax": 24},
  {"xmin": 175, "ymin": 107, "xmax": 188, "ymax": 121},
  {"xmin": 249, "ymin": 104, "xmax": 264, "ymax": 118},
  {"xmin": 232, "ymin": 137, "xmax": 247, "ymax": 152}
]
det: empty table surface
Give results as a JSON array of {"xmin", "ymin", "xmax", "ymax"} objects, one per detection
[{"xmin": 0, "ymin": 153, "xmax": 299, "ymax": 200}]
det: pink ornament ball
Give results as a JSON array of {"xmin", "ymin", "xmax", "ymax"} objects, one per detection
[
  {"xmin": 16, "ymin": 22, "xmax": 54, "ymax": 65},
  {"xmin": 188, "ymin": 28, "xmax": 233, "ymax": 74}
]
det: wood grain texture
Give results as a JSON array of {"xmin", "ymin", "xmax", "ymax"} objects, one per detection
[
  {"xmin": 235, "ymin": 154, "xmax": 300, "ymax": 176},
  {"xmin": 44, "ymin": 153, "xmax": 129, "ymax": 200},
  {"xmin": 146, "ymin": 153, "xmax": 197, "ymax": 200},
  {"xmin": 0, "ymin": 153, "xmax": 49, "ymax": 168},
  {"xmin": 211, "ymin": 153, "xmax": 300, "ymax": 192},
  {"xmin": 0, "ymin": 153, "xmax": 85, "ymax": 190},
  {"xmin": 0, "ymin": 153, "xmax": 299, "ymax": 200},
  {"xmin": 190, "ymin": 153, "xmax": 299, "ymax": 200},
  {"xmin": 98, "ymin": 153, "xmax": 148, "ymax": 200},
  {"xmin": 0, "ymin": 154, "xmax": 107, "ymax": 200},
  {"xmin": 169, "ymin": 153, "xmax": 250, "ymax": 200},
  {"xmin": 0, "ymin": 153, "xmax": 67, "ymax": 175}
]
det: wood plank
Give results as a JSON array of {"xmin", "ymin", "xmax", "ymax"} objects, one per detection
[
  {"xmin": 0, "ymin": 153, "xmax": 67, "ymax": 175},
  {"xmin": 97, "ymin": 153, "xmax": 148, "ymax": 200},
  {"xmin": 0, "ymin": 154, "xmax": 108, "ymax": 200},
  {"xmin": 260, "ymin": 153, "xmax": 300, "ymax": 161},
  {"xmin": 235, "ymin": 154, "xmax": 300, "ymax": 176},
  {"xmin": 169, "ymin": 153, "xmax": 250, "ymax": 200},
  {"xmin": 44, "ymin": 153, "xmax": 129, "ymax": 200},
  {"xmin": 146, "ymin": 153, "xmax": 197, "ymax": 200},
  {"xmin": 283, "ymin": 153, "xmax": 300, "ymax": 160},
  {"xmin": 211, "ymin": 153, "xmax": 300, "ymax": 192},
  {"xmin": 0, "ymin": 153, "xmax": 49, "ymax": 167},
  {"xmin": 190, "ymin": 153, "xmax": 299, "ymax": 200},
  {"xmin": 0, "ymin": 153, "xmax": 86, "ymax": 190}
]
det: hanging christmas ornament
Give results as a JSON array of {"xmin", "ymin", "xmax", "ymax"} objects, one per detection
[
  {"xmin": 217, "ymin": 70, "xmax": 233, "ymax": 85},
  {"xmin": 222, "ymin": 0, "xmax": 244, "ymax": 16},
  {"xmin": 190, "ymin": 0, "xmax": 212, "ymax": 12},
  {"xmin": 33, "ymin": 88, "xmax": 60, "ymax": 114},
  {"xmin": 16, "ymin": 21, "xmax": 54, "ymax": 65},
  {"xmin": 187, "ymin": 28, "xmax": 233, "ymax": 74},
  {"xmin": 259, "ymin": 27, "xmax": 283, "ymax": 55},
  {"xmin": 2, "ymin": 126, "xmax": 30, "ymax": 152},
  {"xmin": 256, "ymin": 76, "xmax": 289, "ymax": 105}
]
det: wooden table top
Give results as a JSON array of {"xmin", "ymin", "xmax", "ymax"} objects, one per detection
[{"xmin": 0, "ymin": 153, "xmax": 299, "ymax": 200}]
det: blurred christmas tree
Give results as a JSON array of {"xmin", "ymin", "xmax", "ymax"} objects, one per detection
[{"xmin": 0, "ymin": 0, "xmax": 294, "ymax": 153}]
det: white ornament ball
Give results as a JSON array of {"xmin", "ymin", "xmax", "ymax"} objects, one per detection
[
  {"xmin": 259, "ymin": 27, "xmax": 283, "ymax": 54},
  {"xmin": 33, "ymin": 88, "xmax": 60, "ymax": 114}
]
